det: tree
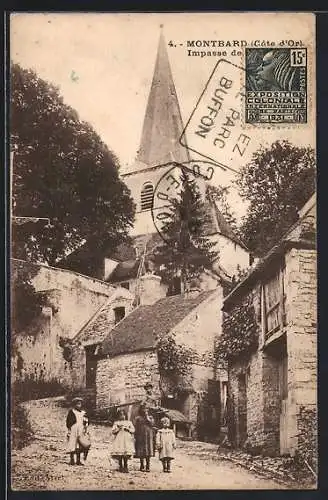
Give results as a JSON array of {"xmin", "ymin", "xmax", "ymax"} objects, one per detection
[
  {"xmin": 11, "ymin": 63, "xmax": 135, "ymax": 264},
  {"xmin": 11, "ymin": 260, "xmax": 45, "ymax": 336},
  {"xmin": 236, "ymin": 140, "xmax": 315, "ymax": 256},
  {"xmin": 153, "ymin": 169, "xmax": 218, "ymax": 294}
]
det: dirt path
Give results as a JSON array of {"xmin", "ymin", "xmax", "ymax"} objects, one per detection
[{"xmin": 11, "ymin": 397, "xmax": 289, "ymax": 490}]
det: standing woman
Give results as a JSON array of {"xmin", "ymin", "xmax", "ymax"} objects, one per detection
[
  {"xmin": 66, "ymin": 397, "xmax": 91, "ymax": 466},
  {"xmin": 134, "ymin": 403, "xmax": 155, "ymax": 472}
]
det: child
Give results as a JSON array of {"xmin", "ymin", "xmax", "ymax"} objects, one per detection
[
  {"xmin": 66, "ymin": 397, "xmax": 91, "ymax": 466},
  {"xmin": 156, "ymin": 416, "xmax": 176, "ymax": 473},
  {"xmin": 111, "ymin": 409, "xmax": 135, "ymax": 473},
  {"xmin": 134, "ymin": 404, "xmax": 155, "ymax": 472}
]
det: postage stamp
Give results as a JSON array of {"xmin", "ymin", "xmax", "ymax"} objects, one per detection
[{"xmin": 245, "ymin": 48, "xmax": 307, "ymax": 124}]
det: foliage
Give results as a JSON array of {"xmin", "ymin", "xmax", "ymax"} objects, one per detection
[
  {"xmin": 215, "ymin": 300, "xmax": 258, "ymax": 361},
  {"xmin": 157, "ymin": 334, "xmax": 198, "ymax": 378},
  {"xmin": 295, "ymin": 406, "xmax": 317, "ymax": 478},
  {"xmin": 12, "ymin": 375, "xmax": 67, "ymax": 402},
  {"xmin": 224, "ymin": 265, "xmax": 250, "ymax": 296},
  {"xmin": 11, "ymin": 63, "xmax": 135, "ymax": 264},
  {"xmin": 153, "ymin": 170, "xmax": 218, "ymax": 292},
  {"xmin": 11, "ymin": 399, "xmax": 34, "ymax": 450},
  {"xmin": 11, "ymin": 260, "xmax": 46, "ymax": 335},
  {"xmin": 236, "ymin": 140, "xmax": 316, "ymax": 256},
  {"xmin": 58, "ymin": 337, "xmax": 74, "ymax": 363}
]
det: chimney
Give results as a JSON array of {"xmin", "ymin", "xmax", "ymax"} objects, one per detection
[
  {"xmin": 139, "ymin": 273, "xmax": 165, "ymax": 306},
  {"xmin": 185, "ymin": 278, "xmax": 202, "ymax": 298}
]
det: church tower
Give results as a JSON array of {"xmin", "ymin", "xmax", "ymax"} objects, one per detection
[
  {"xmin": 122, "ymin": 28, "xmax": 199, "ymax": 236},
  {"xmin": 59, "ymin": 28, "xmax": 249, "ymax": 283}
]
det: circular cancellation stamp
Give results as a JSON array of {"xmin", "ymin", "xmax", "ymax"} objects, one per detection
[{"xmin": 151, "ymin": 161, "xmax": 213, "ymax": 244}]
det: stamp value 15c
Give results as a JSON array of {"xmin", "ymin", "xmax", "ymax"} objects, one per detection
[{"xmin": 245, "ymin": 48, "xmax": 307, "ymax": 124}]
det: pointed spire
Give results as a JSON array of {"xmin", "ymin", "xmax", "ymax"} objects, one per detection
[{"xmin": 136, "ymin": 29, "xmax": 190, "ymax": 167}]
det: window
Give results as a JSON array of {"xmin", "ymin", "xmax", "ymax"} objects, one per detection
[
  {"xmin": 262, "ymin": 267, "xmax": 286, "ymax": 341},
  {"xmin": 114, "ymin": 306, "xmax": 125, "ymax": 324},
  {"xmin": 140, "ymin": 182, "xmax": 154, "ymax": 211}
]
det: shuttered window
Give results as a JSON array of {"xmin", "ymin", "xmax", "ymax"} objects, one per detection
[
  {"xmin": 263, "ymin": 267, "xmax": 286, "ymax": 341},
  {"xmin": 141, "ymin": 182, "xmax": 154, "ymax": 211}
]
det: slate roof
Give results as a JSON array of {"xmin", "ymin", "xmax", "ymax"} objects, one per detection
[
  {"xmin": 99, "ymin": 290, "xmax": 215, "ymax": 358},
  {"xmin": 134, "ymin": 30, "xmax": 190, "ymax": 168}
]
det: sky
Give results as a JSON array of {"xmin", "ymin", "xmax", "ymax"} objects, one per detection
[{"xmin": 10, "ymin": 12, "xmax": 316, "ymax": 219}]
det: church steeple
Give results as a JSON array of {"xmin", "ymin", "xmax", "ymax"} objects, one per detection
[{"xmin": 136, "ymin": 27, "xmax": 190, "ymax": 167}]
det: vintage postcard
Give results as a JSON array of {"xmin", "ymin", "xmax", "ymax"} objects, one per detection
[{"xmin": 9, "ymin": 12, "xmax": 317, "ymax": 491}]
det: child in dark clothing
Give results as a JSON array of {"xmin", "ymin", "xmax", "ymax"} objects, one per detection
[
  {"xmin": 134, "ymin": 404, "xmax": 155, "ymax": 472},
  {"xmin": 66, "ymin": 397, "xmax": 91, "ymax": 465}
]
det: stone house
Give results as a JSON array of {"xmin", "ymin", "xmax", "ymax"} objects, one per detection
[
  {"xmin": 12, "ymin": 258, "xmax": 134, "ymax": 390},
  {"xmin": 222, "ymin": 193, "xmax": 316, "ymax": 456},
  {"xmin": 76, "ymin": 273, "xmax": 224, "ymax": 434}
]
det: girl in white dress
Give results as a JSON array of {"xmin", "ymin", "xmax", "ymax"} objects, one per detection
[
  {"xmin": 156, "ymin": 416, "xmax": 176, "ymax": 473},
  {"xmin": 111, "ymin": 409, "xmax": 135, "ymax": 473}
]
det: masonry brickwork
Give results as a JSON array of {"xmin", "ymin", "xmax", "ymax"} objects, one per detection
[
  {"xmin": 12, "ymin": 260, "xmax": 134, "ymax": 390},
  {"xmin": 96, "ymin": 350, "xmax": 160, "ymax": 409},
  {"xmin": 284, "ymin": 247, "xmax": 317, "ymax": 455},
  {"xmin": 225, "ymin": 199, "xmax": 316, "ymax": 456}
]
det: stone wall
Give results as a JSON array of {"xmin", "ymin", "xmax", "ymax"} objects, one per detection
[
  {"xmin": 96, "ymin": 350, "xmax": 160, "ymax": 408},
  {"xmin": 228, "ymin": 352, "xmax": 264, "ymax": 449},
  {"xmin": 227, "ymin": 245, "xmax": 317, "ymax": 456},
  {"xmin": 28, "ymin": 260, "xmax": 116, "ymax": 338},
  {"xmin": 174, "ymin": 289, "xmax": 221, "ymax": 357},
  {"xmin": 262, "ymin": 351, "xmax": 281, "ymax": 455},
  {"xmin": 284, "ymin": 247, "xmax": 317, "ymax": 455},
  {"xmin": 170, "ymin": 289, "xmax": 222, "ymax": 423},
  {"xmin": 11, "ymin": 259, "xmax": 133, "ymax": 390},
  {"xmin": 13, "ymin": 307, "xmax": 54, "ymax": 381}
]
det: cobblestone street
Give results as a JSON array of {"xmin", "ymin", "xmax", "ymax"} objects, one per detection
[{"xmin": 11, "ymin": 397, "xmax": 292, "ymax": 491}]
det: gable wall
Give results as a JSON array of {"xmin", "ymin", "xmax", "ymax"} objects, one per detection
[{"xmin": 96, "ymin": 350, "xmax": 160, "ymax": 409}]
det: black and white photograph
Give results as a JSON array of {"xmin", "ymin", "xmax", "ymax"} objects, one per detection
[{"xmin": 9, "ymin": 12, "xmax": 317, "ymax": 490}]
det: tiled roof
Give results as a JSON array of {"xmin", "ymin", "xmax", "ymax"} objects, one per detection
[
  {"xmin": 163, "ymin": 408, "xmax": 191, "ymax": 424},
  {"xmin": 100, "ymin": 290, "xmax": 215, "ymax": 357}
]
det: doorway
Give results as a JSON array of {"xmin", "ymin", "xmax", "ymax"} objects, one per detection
[
  {"xmin": 85, "ymin": 345, "xmax": 97, "ymax": 388},
  {"xmin": 237, "ymin": 373, "xmax": 247, "ymax": 446}
]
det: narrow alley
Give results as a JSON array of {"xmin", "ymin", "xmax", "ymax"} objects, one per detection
[{"xmin": 11, "ymin": 397, "xmax": 292, "ymax": 491}]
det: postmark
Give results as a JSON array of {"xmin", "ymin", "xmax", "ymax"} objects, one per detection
[
  {"xmin": 180, "ymin": 59, "xmax": 254, "ymax": 174},
  {"xmin": 245, "ymin": 48, "xmax": 307, "ymax": 124}
]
